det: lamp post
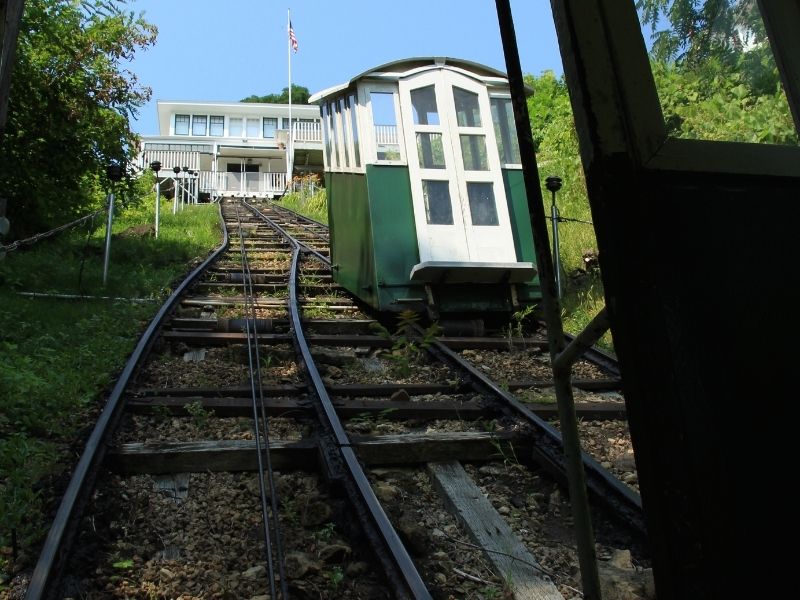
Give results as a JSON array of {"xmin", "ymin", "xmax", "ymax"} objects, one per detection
[
  {"xmin": 172, "ymin": 166, "xmax": 180, "ymax": 214},
  {"xmin": 182, "ymin": 166, "xmax": 189, "ymax": 210},
  {"xmin": 546, "ymin": 176, "xmax": 564, "ymax": 298},
  {"xmin": 192, "ymin": 170, "xmax": 198, "ymax": 204},
  {"xmin": 150, "ymin": 160, "xmax": 161, "ymax": 238},
  {"xmin": 102, "ymin": 162, "xmax": 124, "ymax": 285}
]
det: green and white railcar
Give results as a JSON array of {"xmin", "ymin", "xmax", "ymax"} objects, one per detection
[{"xmin": 309, "ymin": 57, "xmax": 540, "ymax": 321}]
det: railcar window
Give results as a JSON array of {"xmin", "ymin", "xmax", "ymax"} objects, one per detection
[
  {"xmin": 209, "ymin": 116, "xmax": 224, "ymax": 136},
  {"xmin": 263, "ymin": 117, "xmax": 278, "ymax": 139},
  {"xmin": 347, "ymin": 95, "xmax": 361, "ymax": 167},
  {"xmin": 467, "ymin": 182, "xmax": 499, "ymax": 226},
  {"xmin": 192, "ymin": 115, "xmax": 207, "ymax": 136},
  {"xmin": 417, "ymin": 133, "xmax": 446, "ymax": 169},
  {"xmin": 411, "ymin": 86, "xmax": 440, "ymax": 125},
  {"xmin": 422, "ymin": 180, "xmax": 454, "ymax": 225},
  {"xmin": 490, "ymin": 97, "xmax": 521, "ymax": 164},
  {"xmin": 321, "ymin": 104, "xmax": 331, "ymax": 169},
  {"xmin": 175, "ymin": 114, "xmax": 190, "ymax": 135},
  {"xmin": 460, "ymin": 135, "xmax": 489, "ymax": 170},
  {"xmin": 330, "ymin": 101, "xmax": 341, "ymax": 169},
  {"xmin": 453, "ymin": 88, "xmax": 482, "ymax": 127},
  {"xmin": 337, "ymin": 99, "xmax": 350, "ymax": 168},
  {"xmin": 229, "ymin": 118, "xmax": 243, "ymax": 137},
  {"xmin": 370, "ymin": 91, "xmax": 401, "ymax": 160}
]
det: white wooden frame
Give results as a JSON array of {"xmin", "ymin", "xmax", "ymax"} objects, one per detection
[{"xmin": 359, "ymin": 82, "xmax": 407, "ymax": 166}]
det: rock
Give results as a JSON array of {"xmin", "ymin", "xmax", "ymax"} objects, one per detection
[
  {"xmin": 159, "ymin": 568, "xmax": 175, "ymax": 581},
  {"xmin": 430, "ymin": 551, "xmax": 448, "ymax": 561},
  {"xmin": 374, "ymin": 483, "xmax": 400, "ymax": 502},
  {"xmin": 345, "ymin": 561, "xmax": 370, "ymax": 577},
  {"xmin": 285, "ymin": 551, "xmax": 320, "ymax": 579},
  {"xmin": 498, "ymin": 505, "xmax": 511, "ymax": 515},
  {"xmin": 397, "ymin": 511, "xmax": 430, "ymax": 557},
  {"xmin": 318, "ymin": 543, "xmax": 351, "ymax": 563},
  {"xmin": 549, "ymin": 488, "xmax": 561, "ymax": 511},
  {"xmin": 478, "ymin": 465, "xmax": 502, "ymax": 476},
  {"xmin": 249, "ymin": 596, "xmax": 269, "ymax": 600},
  {"xmin": 242, "ymin": 565, "xmax": 267, "ymax": 579},
  {"xmin": 622, "ymin": 472, "xmax": 638, "ymax": 484},
  {"xmin": 390, "ymin": 389, "xmax": 411, "ymax": 402},
  {"xmin": 510, "ymin": 495, "xmax": 527, "ymax": 509},
  {"xmin": 300, "ymin": 497, "xmax": 332, "ymax": 527},
  {"xmin": 609, "ymin": 549, "xmax": 633, "ymax": 570}
]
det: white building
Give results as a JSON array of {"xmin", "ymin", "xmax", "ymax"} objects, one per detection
[{"xmin": 137, "ymin": 100, "xmax": 323, "ymax": 200}]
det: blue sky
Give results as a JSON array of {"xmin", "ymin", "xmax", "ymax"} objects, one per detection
[{"xmin": 124, "ymin": 0, "xmax": 564, "ymax": 135}]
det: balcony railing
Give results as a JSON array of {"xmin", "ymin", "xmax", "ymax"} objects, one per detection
[{"xmin": 198, "ymin": 170, "xmax": 287, "ymax": 197}]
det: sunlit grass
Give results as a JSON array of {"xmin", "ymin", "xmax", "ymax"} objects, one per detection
[
  {"xmin": 275, "ymin": 188, "xmax": 328, "ymax": 224},
  {"xmin": 0, "ymin": 200, "xmax": 221, "ymax": 577}
]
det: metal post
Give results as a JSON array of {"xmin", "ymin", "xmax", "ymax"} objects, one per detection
[
  {"xmin": 547, "ymin": 176, "xmax": 563, "ymax": 299},
  {"xmin": 172, "ymin": 166, "xmax": 180, "ymax": 214},
  {"xmin": 150, "ymin": 161, "xmax": 162, "ymax": 238},
  {"xmin": 102, "ymin": 163, "xmax": 123, "ymax": 286},
  {"xmin": 182, "ymin": 166, "xmax": 189, "ymax": 211},
  {"xmin": 495, "ymin": 2, "xmax": 603, "ymax": 598}
]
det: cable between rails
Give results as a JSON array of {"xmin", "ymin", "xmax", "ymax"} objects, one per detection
[{"xmin": 233, "ymin": 202, "xmax": 289, "ymax": 599}]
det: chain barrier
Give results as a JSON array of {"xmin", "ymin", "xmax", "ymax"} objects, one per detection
[{"xmin": 0, "ymin": 210, "xmax": 103, "ymax": 255}]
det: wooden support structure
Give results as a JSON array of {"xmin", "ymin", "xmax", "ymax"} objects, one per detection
[{"xmin": 428, "ymin": 461, "xmax": 563, "ymax": 600}]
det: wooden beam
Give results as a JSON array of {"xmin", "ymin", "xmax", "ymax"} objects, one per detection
[
  {"xmin": 109, "ymin": 431, "xmax": 531, "ymax": 474},
  {"xmin": 428, "ymin": 461, "xmax": 563, "ymax": 600}
]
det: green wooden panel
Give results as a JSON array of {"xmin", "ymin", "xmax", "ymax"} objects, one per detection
[
  {"xmin": 326, "ymin": 172, "xmax": 378, "ymax": 308},
  {"xmin": 365, "ymin": 165, "xmax": 422, "ymax": 311},
  {"xmin": 503, "ymin": 169, "xmax": 542, "ymax": 302}
]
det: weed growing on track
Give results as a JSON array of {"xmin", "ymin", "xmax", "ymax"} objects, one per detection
[{"xmin": 0, "ymin": 202, "xmax": 221, "ymax": 584}]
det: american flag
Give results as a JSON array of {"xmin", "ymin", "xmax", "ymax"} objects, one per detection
[{"xmin": 289, "ymin": 21, "xmax": 298, "ymax": 53}]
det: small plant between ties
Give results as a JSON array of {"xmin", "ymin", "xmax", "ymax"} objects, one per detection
[
  {"xmin": 371, "ymin": 310, "xmax": 441, "ymax": 378},
  {"xmin": 184, "ymin": 400, "xmax": 214, "ymax": 428}
]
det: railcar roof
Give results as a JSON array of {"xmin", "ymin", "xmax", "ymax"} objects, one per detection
[{"xmin": 309, "ymin": 56, "xmax": 530, "ymax": 104}]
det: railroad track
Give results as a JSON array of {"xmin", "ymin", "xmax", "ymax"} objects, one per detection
[{"xmin": 25, "ymin": 199, "xmax": 649, "ymax": 599}]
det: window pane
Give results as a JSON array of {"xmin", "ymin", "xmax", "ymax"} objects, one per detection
[
  {"xmin": 453, "ymin": 87, "xmax": 481, "ymax": 127},
  {"xmin": 321, "ymin": 105, "xmax": 331, "ymax": 169},
  {"xmin": 411, "ymin": 85, "xmax": 440, "ymax": 125},
  {"xmin": 209, "ymin": 116, "xmax": 224, "ymax": 136},
  {"xmin": 460, "ymin": 135, "xmax": 489, "ymax": 170},
  {"xmin": 229, "ymin": 118, "xmax": 242, "ymax": 137},
  {"xmin": 490, "ymin": 98, "xmax": 521, "ymax": 164},
  {"xmin": 467, "ymin": 183, "xmax": 499, "ymax": 225},
  {"xmin": 416, "ymin": 133, "xmax": 446, "ymax": 169},
  {"xmin": 639, "ymin": 1, "xmax": 798, "ymax": 145},
  {"xmin": 246, "ymin": 118, "xmax": 260, "ymax": 137},
  {"xmin": 263, "ymin": 117, "xmax": 277, "ymax": 138},
  {"xmin": 338, "ymin": 99, "xmax": 350, "ymax": 168},
  {"xmin": 422, "ymin": 180, "xmax": 454, "ymax": 225},
  {"xmin": 348, "ymin": 95, "xmax": 360, "ymax": 167},
  {"xmin": 192, "ymin": 115, "xmax": 207, "ymax": 136},
  {"xmin": 175, "ymin": 114, "xmax": 189, "ymax": 135},
  {"xmin": 371, "ymin": 91, "xmax": 401, "ymax": 160}
]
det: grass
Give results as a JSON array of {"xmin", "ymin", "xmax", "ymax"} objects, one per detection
[
  {"xmin": 275, "ymin": 176, "xmax": 328, "ymax": 224},
  {"xmin": 0, "ymin": 198, "xmax": 221, "ymax": 585}
]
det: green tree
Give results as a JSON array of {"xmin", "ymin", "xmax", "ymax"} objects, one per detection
[
  {"xmin": 241, "ymin": 85, "xmax": 311, "ymax": 105},
  {"xmin": 0, "ymin": 0, "xmax": 157, "ymax": 237}
]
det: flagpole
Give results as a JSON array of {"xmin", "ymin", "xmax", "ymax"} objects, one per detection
[{"xmin": 287, "ymin": 8, "xmax": 292, "ymax": 186}]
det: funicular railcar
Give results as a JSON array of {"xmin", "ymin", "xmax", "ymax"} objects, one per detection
[{"xmin": 309, "ymin": 57, "xmax": 540, "ymax": 324}]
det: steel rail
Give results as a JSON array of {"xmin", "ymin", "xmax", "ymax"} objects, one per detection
[
  {"xmin": 26, "ymin": 204, "xmax": 230, "ymax": 600},
  {"xmin": 243, "ymin": 200, "xmax": 432, "ymax": 600},
  {"xmin": 232, "ymin": 204, "xmax": 288, "ymax": 599}
]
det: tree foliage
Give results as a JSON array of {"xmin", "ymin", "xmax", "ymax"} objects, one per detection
[
  {"xmin": 0, "ymin": 0, "xmax": 157, "ymax": 237},
  {"xmin": 241, "ymin": 85, "xmax": 311, "ymax": 105}
]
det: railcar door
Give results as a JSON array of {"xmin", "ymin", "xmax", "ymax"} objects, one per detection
[{"xmin": 399, "ymin": 69, "xmax": 518, "ymax": 264}]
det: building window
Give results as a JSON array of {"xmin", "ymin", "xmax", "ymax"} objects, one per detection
[
  {"xmin": 347, "ymin": 95, "xmax": 360, "ymax": 167},
  {"xmin": 175, "ymin": 114, "xmax": 190, "ymax": 135},
  {"xmin": 192, "ymin": 115, "xmax": 208, "ymax": 136},
  {"xmin": 229, "ymin": 117, "xmax": 243, "ymax": 137},
  {"xmin": 209, "ymin": 116, "xmax": 224, "ymax": 136},
  {"xmin": 263, "ymin": 117, "xmax": 278, "ymax": 138},
  {"xmin": 246, "ymin": 118, "xmax": 260, "ymax": 138}
]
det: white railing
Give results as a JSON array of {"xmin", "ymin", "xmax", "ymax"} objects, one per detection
[
  {"xmin": 198, "ymin": 170, "xmax": 287, "ymax": 197},
  {"xmin": 374, "ymin": 125, "xmax": 398, "ymax": 145},
  {"xmin": 292, "ymin": 121, "xmax": 322, "ymax": 143}
]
